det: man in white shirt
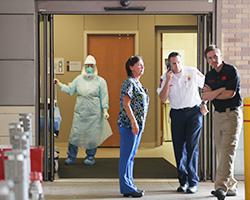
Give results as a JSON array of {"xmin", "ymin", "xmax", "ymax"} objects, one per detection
[{"xmin": 157, "ymin": 52, "xmax": 207, "ymax": 194}]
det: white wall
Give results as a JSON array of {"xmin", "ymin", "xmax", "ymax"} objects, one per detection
[
  {"xmin": 234, "ymin": 128, "xmax": 244, "ymax": 180},
  {"xmin": 0, "ymin": 107, "xmax": 35, "ymax": 145}
]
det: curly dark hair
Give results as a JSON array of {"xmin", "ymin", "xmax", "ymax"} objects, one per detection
[{"xmin": 125, "ymin": 55, "xmax": 142, "ymax": 77}]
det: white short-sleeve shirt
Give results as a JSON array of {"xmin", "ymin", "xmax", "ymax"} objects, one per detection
[{"xmin": 157, "ymin": 66, "xmax": 205, "ymax": 109}]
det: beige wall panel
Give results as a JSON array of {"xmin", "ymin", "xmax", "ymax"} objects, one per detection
[
  {"xmin": 54, "ymin": 15, "xmax": 84, "ymax": 60},
  {"xmin": 54, "ymin": 15, "xmax": 84, "ymax": 142},
  {"xmin": 84, "ymin": 15, "xmax": 138, "ymax": 30},
  {"xmin": 155, "ymin": 15, "xmax": 197, "ymax": 26},
  {"xmin": 138, "ymin": 15, "xmax": 157, "ymax": 147}
]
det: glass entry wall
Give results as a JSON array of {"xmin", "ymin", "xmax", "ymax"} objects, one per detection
[
  {"xmin": 38, "ymin": 14, "xmax": 55, "ymax": 181},
  {"xmin": 36, "ymin": 0, "xmax": 216, "ymax": 182},
  {"xmin": 156, "ymin": 13, "xmax": 214, "ymax": 182},
  {"xmin": 161, "ymin": 30, "xmax": 198, "ymax": 144},
  {"xmin": 197, "ymin": 13, "xmax": 214, "ymax": 181},
  {"xmin": 37, "ymin": 14, "xmax": 215, "ymax": 181}
]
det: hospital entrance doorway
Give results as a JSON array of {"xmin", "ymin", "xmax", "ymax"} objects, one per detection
[{"xmin": 38, "ymin": 12, "xmax": 214, "ymax": 181}]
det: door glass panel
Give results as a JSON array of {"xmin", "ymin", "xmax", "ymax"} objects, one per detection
[
  {"xmin": 38, "ymin": 14, "xmax": 55, "ymax": 181},
  {"xmin": 161, "ymin": 31, "xmax": 197, "ymax": 142}
]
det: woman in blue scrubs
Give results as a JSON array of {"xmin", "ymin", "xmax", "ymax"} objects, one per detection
[{"xmin": 118, "ymin": 55, "xmax": 149, "ymax": 198}]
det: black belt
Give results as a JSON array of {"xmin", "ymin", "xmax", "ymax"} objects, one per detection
[
  {"xmin": 173, "ymin": 106, "xmax": 197, "ymax": 112},
  {"xmin": 215, "ymin": 107, "xmax": 238, "ymax": 113}
]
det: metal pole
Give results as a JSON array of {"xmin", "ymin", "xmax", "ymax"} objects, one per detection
[
  {"xmin": 49, "ymin": 14, "xmax": 55, "ymax": 181},
  {"xmin": 43, "ymin": 14, "xmax": 49, "ymax": 181},
  {"xmin": 244, "ymin": 98, "xmax": 250, "ymax": 200}
]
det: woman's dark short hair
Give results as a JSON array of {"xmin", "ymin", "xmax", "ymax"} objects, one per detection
[
  {"xmin": 125, "ymin": 55, "xmax": 142, "ymax": 77},
  {"xmin": 168, "ymin": 52, "xmax": 181, "ymax": 61}
]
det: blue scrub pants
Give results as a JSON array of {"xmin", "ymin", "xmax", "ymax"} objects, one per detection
[
  {"xmin": 170, "ymin": 106, "xmax": 202, "ymax": 187},
  {"xmin": 119, "ymin": 126, "xmax": 143, "ymax": 194},
  {"xmin": 67, "ymin": 143, "xmax": 97, "ymax": 161}
]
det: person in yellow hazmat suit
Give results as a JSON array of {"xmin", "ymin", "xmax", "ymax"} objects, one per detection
[{"xmin": 55, "ymin": 55, "xmax": 112, "ymax": 166}]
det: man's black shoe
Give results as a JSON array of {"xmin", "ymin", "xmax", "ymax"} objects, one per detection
[
  {"xmin": 211, "ymin": 189, "xmax": 226, "ymax": 200},
  {"xmin": 186, "ymin": 185, "xmax": 198, "ymax": 194},
  {"xmin": 137, "ymin": 189, "xmax": 145, "ymax": 193},
  {"xmin": 226, "ymin": 189, "xmax": 237, "ymax": 196},
  {"xmin": 177, "ymin": 184, "xmax": 188, "ymax": 193},
  {"xmin": 123, "ymin": 190, "xmax": 144, "ymax": 198}
]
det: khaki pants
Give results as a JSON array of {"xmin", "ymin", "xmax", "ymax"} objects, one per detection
[{"xmin": 213, "ymin": 107, "xmax": 243, "ymax": 192}]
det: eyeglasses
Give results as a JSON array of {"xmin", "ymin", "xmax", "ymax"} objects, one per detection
[
  {"xmin": 85, "ymin": 64, "xmax": 94, "ymax": 67},
  {"xmin": 207, "ymin": 55, "xmax": 219, "ymax": 62}
]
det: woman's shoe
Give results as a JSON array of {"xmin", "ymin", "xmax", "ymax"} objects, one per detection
[
  {"xmin": 137, "ymin": 189, "xmax": 145, "ymax": 193},
  {"xmin": 64, "ymin": 158, "xmax": 75, "ymax": 165},
  {"xmin": 123, "ymin": 190, "xmax": 144, "ymax": 198},
  {"xmin": 83, "ymin": 157, "xmax": 96, "ymax": 166}
]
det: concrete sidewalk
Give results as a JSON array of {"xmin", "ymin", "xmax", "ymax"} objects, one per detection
[{"xmin": 43, "ymin": 179, "xmax": 245, "ymax": 200}]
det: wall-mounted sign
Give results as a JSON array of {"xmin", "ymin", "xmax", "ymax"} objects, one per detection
[{"xmin": 67, "ymin": 61, "xmax": 82, "ymax": 72}]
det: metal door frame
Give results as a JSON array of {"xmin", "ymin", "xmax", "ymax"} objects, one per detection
[
  {"xmin": 38, "ymin": 13, "xmax": 55, "ymax": 181},
  {"xmin": 197, "ymin": 13, "xmax": 215, "ymax": 181}
]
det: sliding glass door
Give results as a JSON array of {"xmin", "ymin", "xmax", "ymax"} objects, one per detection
[{"xmin": 38, "ymin": 13, "xmax": 55, "ymax": 181}]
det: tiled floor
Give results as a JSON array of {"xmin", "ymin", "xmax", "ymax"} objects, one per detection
[
  {"xmin": 49, "ymin": 142, "xmax": 245, "ymax": 200},
  {"xmin": 43, "ymin": 179, "xmax": 245, "ymax": 200}
]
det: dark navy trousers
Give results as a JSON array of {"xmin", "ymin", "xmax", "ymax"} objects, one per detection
[
  {"xmin": 119, "ymin": 126, "xmax": 143, "ymax": 194},
  {"xmin": 170, "ymin": 105, "xmax": 203, "ymax": 187}
]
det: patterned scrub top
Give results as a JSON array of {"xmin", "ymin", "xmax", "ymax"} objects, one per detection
[{"xmin": 118, "ymin": 77, "xmax": 149, "ymax": 130}]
